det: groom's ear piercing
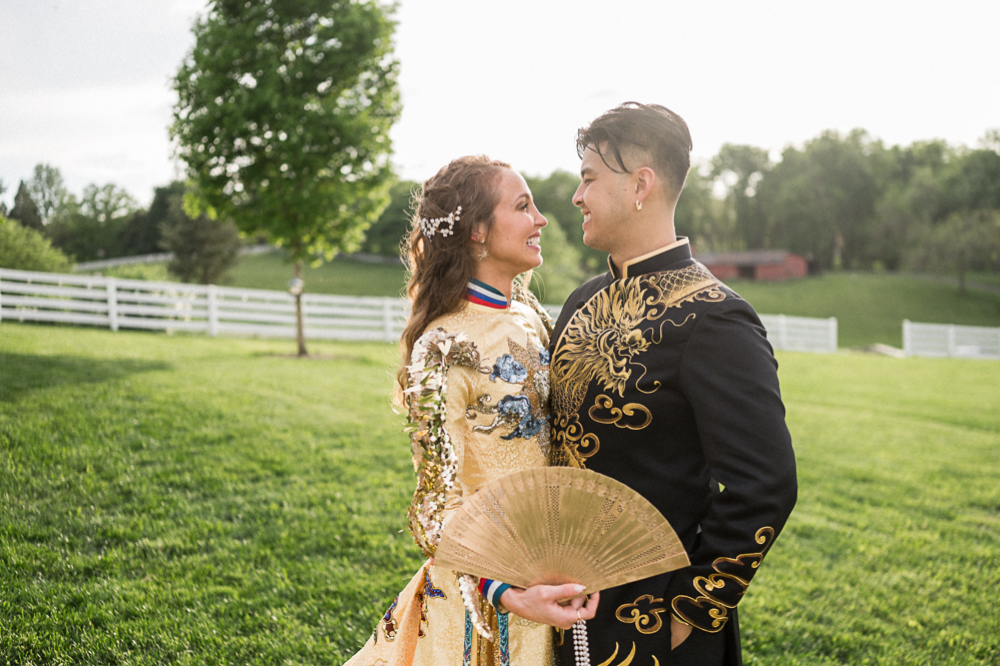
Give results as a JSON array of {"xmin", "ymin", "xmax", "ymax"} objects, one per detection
[{"xmin": 635, "ymin": 199, "xmax": 642, "ymax": 211}]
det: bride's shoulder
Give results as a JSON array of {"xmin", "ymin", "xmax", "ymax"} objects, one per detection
[{"xmin": 510, "ymin": 300, "xmax": 550, "ymax": 345}]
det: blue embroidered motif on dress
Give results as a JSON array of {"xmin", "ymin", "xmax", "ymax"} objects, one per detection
[
  {"xmin": 423, "ymin": 568, "xmax": 445, "ymax": 600},
  {"xmin": 490, "ymin": 354, "xmax": 528, "ymax": 383},
  {"xmin": 495, "ymin": 395, "xmax": 545, "ymax": 440}
]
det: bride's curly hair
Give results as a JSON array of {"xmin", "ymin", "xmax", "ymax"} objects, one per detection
[{"xmin": 397, "ymin": 155, "xmax": 511, "ymax": 388}]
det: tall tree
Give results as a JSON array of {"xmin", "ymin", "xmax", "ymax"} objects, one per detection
[
  {"xmin": 872, "ymin": 141, "xmax": 953, "ymax": 270},
  {"xmin": 120, "ymin": 181, "xmax": 186, "ymax": 256},
  {"xmin": 160, "ymin": 198, "xmax": 242, "ymax": 285},
  {"xmin": 8, "ymin": 181, "xmax": 44, "ymax": 232},
  {"xmin": 172, "ymin": 0, "xmax": 401, "ymax": 356},
  {"xmin": 675, "ymin": 166, "xmax": 726, "ymax": 253},
  {"xmin": 757, "ymin": 130, "xmax": 881, "ymax": 270},
  {"xmin": 46, "ymin": 183, "xmax": 138, "ymax": 261},
  {"xmin": 710, "ymin": 144, "xmax": 772, "ymax": 249},
  {"xmin": 359, "ymin": 179, "xmax": 416, "ymax": 257},
  {"xmin": 28, "ymin": 164, "xmax": 68, "ymax": 224},
  {"xmin": 78, "ymin": 184, "xmax": 138, "ymax": 226},
  {"xmin": 905, "ymin": 210, "xmax": 1000, "ymax": 294}
]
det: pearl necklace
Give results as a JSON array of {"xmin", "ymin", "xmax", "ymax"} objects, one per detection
[{"xmin": 572, "ymin": 620, "xmax": 591, "ymax": 666}]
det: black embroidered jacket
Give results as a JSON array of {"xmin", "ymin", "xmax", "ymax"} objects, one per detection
[{"xmin": 549, "ymin": 240, "xmax": 797, "ymax": 666}]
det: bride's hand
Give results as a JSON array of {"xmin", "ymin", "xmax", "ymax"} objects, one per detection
[{"xmin": 500, "ymin": 584, "xmax": 600, "ymax": 630}]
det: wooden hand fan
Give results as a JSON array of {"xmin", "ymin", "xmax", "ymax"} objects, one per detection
[{"xmin": 433, "ymin": 467, "xmax": 689, "ymax": 592}]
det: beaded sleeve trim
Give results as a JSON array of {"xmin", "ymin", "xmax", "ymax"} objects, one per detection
[
  {"xmin": 404, "ymin": 328, "xmax": 483, "ymax": 556},
  {"xmin": 403, "ymin": 328, "xmax": 494, "ymax": 640}
]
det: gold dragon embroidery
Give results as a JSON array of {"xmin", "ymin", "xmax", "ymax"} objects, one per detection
[{"xmin": 551, "ymin": 263, "xmax": 723, "ymax": 468}]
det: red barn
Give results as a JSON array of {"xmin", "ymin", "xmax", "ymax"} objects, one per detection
[{"xmin": 695, "ymin": 250, "xmax": 808, "ymax": 282}]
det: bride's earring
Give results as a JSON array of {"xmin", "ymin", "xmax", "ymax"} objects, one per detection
[
  {"xmin": 479, "ymin": 238, "xmax": 488, "ymax": 261},
  {"xmin": 635, "ymin": 199, "xmax": 642, "ymax": 211}
]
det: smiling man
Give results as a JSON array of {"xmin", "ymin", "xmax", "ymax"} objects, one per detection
[{"xmin": 548, "ymin": 103, "xmax": 798, "ymax": 666}]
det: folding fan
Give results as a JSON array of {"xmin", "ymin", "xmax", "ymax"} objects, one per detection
[{"xmin": 433, "ymin": 467, "xmax": 689, "ymax": 592}]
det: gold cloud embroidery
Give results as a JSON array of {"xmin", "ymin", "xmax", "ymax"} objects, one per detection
[
  {"xmin": 671, "ymin": 527, "xmax": 775, "ymax": 632},
  {"xmin": 550, "ymin": 412, "xmax": 599, "ymax": 468},
  {"xmin": 616, "ymin": 594, "xmax": 667, "ymax": 634},
  {"xmin": 589, "ymin": 394, "xmax": 652, "ymax": 430}
]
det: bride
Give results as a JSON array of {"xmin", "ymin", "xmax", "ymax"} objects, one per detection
[{"xmin": 345, "ymin": 156, "xmax": 597, "ymax": 666}]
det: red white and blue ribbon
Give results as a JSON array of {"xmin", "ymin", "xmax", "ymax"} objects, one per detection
[
  {"xmin": 478, "ymin": 578, "xmax": 512, "ymax": 607},
  {"xmin": 467, "ymin": 279, "xmax": 508, "ymax": 309}
]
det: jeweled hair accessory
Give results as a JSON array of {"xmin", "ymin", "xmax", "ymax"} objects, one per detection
[{"xmin": 419, "ymin": 205, "xmax": 462, "ymax": 239}]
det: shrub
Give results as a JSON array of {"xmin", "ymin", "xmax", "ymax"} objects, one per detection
[{"xmin": 0, "ymin": 215, "xmax": 73, "ymax": 272}]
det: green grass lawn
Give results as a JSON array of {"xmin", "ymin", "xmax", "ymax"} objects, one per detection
[
  {"xmin": 1, "ymin": 323, "xmax": 997, "ymax": 664},
  {"xmin": 967, "ymin": 271, "xmax": 1000, "ymax": 289}
]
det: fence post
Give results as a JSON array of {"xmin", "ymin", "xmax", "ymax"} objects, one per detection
[
  {"xmin": 902, "ymin": 320, "xmax": 911, "ymax": 357},
  {"xmin": 777, "ymin": 315, "xmax": 788, "ymax": 351},
  {"xmin": 828, "ymin": 317, "xmax": 838, "ymax": 353},
  {"xmin": 947, "ymin": 324, "xmax": 956, "ymax": 357},
  {"xmin": 107, "ymin": 278, "xmax": 119, "ymax": 332},
  {"xmin": 0, "ymin": 271, "xmax": 4, "ymax": 323},
  {"xmin": 208, "ymin": 285, "xmax": 219, "ymax": 337},
  {"xmin": 382, "ymin": 298, "xmax": 394, "ymax": 343}
]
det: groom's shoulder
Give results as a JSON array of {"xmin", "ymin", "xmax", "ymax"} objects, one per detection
[{"xmin": 564, "ymin": 272, "xmax": 612, "ymax": 309}]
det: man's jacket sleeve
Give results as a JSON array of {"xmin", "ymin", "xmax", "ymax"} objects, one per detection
[{"xmin": 665, "ymin": 299, "xmax": 798, "ymax": 633}]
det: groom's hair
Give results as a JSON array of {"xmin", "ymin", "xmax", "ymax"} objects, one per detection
[{"xmin": 577, "ymin": 102, "xmax": 692, "ymax": 198}]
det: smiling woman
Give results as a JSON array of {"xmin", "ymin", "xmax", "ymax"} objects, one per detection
[
  {"xmin": 340, "ymin": 156, "xmax": 598, "ymax": 666},
  {"xmin": 472, "ymin": 169, "xmax": 548, "ymax": 294}
]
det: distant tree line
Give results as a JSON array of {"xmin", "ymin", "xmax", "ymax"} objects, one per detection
[
  {"xmin": 3, "ymin": 127, "xmax": 998, "ymax": 299},
  {"xmin": 684, "ymin": 129, "xmax": 1000, "ymax": 294},
  {"xmin": 0, "ymin": 167, "xmax": 240, "ymax": 284},
  {"xmin": 358, "ymin": 128, "xmax": 1000, "ymax": 298}
]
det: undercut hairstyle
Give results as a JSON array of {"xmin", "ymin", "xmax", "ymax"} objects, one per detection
[{"xmin": 576, "ymin": 102, "xmax": 693, "ymax": 197}]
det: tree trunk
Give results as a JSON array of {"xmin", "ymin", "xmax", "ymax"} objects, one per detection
[{"xmin": 294, "ymin": 259, "xmax": 308, "ymax": 357}]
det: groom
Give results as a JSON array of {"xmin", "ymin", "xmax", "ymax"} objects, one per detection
[{"xmin": 547, "ymin": 103, "xmax": 798, "ymax": 666}]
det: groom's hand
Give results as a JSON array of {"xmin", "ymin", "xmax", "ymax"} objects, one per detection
[{"xmin": 500, "ymin": 584, "xmax": 600, "ymax": 630}]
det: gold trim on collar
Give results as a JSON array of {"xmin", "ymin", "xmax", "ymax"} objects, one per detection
[{"xmin": 610, "ymin": 238, "xmax": 690, "ymax": 279}]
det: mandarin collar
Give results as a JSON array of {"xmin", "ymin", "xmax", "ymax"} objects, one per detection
[{"xmin": 608, "ymin": 238, "xmax": 692, "ymax": 280}]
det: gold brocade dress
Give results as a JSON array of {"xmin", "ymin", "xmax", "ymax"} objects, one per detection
[{"xmin": 345, "ymin": 299, "xmax": 555, "ymax": 666}]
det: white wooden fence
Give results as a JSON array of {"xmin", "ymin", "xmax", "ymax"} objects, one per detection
[
  {"xmin": 759, "ymin": 314, "xmax": 838, "ymax": 354},
  {"xmin": 2, "ymin": 267, "xmax": 840, "ymax": 351},
  {"xmin": 0, "ymin": 267, "xmax": 407, "ymax": 342},
  {"xmin": 902, "ymin": 320, "xmax": 1000, "ymax": 359}
]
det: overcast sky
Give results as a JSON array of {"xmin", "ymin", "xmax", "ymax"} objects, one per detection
[{"xmin": 2, "ymin": 0, "xmax": 998, "ymax": 207}]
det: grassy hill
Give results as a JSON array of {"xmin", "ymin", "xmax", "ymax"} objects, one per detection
[
  {"xmin": 728, "ymin": 272, "xmax": 1000, "ymax": 348},
  {"xmin": 227, "ymin": 252, "xmax": 407, "ymax": 298},
  {"xmin": 1, "ymin": 323, "xmax": 998, "ymax": 664}
]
